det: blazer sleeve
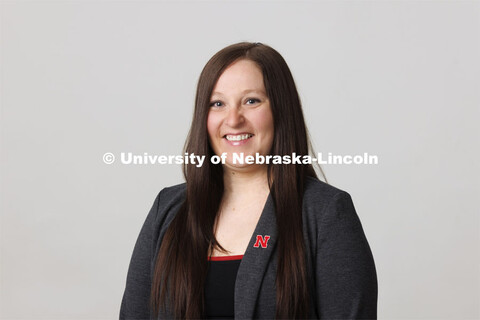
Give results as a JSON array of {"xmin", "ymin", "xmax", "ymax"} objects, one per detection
[
  {"xmin": 120, "ymin": 190, "xmax": 163, "ymax": 320},
  {"xmin": 315, "ymin": 191, "xmax": 378, "ymax": 319}
]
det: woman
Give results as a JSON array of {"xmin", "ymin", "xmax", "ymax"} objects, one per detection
[{"xmin": 120, "ymin": 42, "xmax": 378, "ymax": 319}]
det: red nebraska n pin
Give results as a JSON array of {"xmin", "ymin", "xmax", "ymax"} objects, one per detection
[{"xmin": 253, "ymin": 235, "xmax": 271, "ymax": 248}]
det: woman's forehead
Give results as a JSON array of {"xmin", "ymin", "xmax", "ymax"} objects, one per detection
[{"xmin": 211, "ymin": 60, "xmax": 265, "ymax": 97}]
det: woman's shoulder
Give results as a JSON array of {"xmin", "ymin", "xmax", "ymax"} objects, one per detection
[
  {"xmin": 148, "ymin": 182, "xmax": 186, "ymax": 213},
  {"xmin": 144, "ymin": 182, "xmax": 187, "ymax": 233},
  {"xmin": 303, "ymin": 176, "xmax": 356, "ymax": 221},
  {"xmin": 152, "ymin": 182, "xmax": 187, "ymax": 212},
  {"xmin": 304, "ymin": 175, "xmax": 351, "ymax": 201},
  {"xmin": 158, "ymin": 182, "xmax": 187, "ymax": 199}
]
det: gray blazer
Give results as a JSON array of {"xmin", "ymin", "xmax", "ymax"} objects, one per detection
[{"xmin": 120, "ymin": 176, "xmax": 378, "ymax": 319}]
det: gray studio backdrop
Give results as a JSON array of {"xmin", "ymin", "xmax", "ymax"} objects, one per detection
[{"xmin": 1, "ymin": 1, "xmax": 479, "ymax": 319}]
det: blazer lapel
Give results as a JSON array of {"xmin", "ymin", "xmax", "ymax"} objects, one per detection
[{"xmin": 234, "ymin": 192, "xmax": 277, "ymax": 319}]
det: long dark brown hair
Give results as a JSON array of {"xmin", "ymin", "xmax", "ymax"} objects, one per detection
[{"xmin": 150, "ymin": 42, "xmax": 326, "ymax": 319}]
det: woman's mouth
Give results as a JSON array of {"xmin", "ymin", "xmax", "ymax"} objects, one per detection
[
  {"xmin": 223, "ymin": 133, "xmax": 254, "ymax": 146},
  {"xmin": 224, "ymin": 133, "xmax": 254, "ymax": 141}
]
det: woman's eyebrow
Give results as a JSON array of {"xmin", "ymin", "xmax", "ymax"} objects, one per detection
[{"xmin": 211, "ymin": 89, "xmax": 266, "ymax": 96}]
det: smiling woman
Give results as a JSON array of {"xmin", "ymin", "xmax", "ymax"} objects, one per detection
[
  {"xmin": 120, "ymin": 42, "xmax": 378, "ymax": 319},
  {"xmin": 207, "ymin": 59, "xmax": 274, "ymax": 172}
]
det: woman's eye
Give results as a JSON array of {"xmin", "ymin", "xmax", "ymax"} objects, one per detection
[
  {"xmin": 209, "ymin": 101, "xmax": 223, "ymax": 107},
  {"xmin": 246, "ymin": 98, "xmax": 260, "ymax": 105}
]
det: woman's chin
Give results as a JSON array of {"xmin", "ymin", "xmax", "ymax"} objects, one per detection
[{"xmin": 222, "ymin": 161, "xmax": 267, "ymax": 173}]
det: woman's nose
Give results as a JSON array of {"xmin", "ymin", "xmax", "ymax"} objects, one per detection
[{"xmin": 225, "ymin": 106, "xmax": 244, "ymax": 127}]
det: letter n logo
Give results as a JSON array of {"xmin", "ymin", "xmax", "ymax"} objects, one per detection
[{"xmin": 253, "ymin": 235, "xmax": 270, "ymax": 248}]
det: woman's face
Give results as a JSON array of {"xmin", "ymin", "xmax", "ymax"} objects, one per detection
[{"xmin": 207, "ymin": 59, "xmax": 274, "ymax": 169}]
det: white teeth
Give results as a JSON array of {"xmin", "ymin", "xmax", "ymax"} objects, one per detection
[{"xmin": 225, "ymin": 134, "xmax": 253, "ymax": 141}]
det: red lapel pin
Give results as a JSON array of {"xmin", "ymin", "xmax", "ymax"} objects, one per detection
[{"xmin": 253, "ymin": 235, "xmax": 271, "ymax": 248}]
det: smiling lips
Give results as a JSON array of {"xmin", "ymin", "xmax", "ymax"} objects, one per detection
[
  {"xmin": 223, "ymin": 133, "xmax": 254, "ymax": 145},
  {"xmin": 225, "ymin": 133, "xmax": 253, "ymax": 141}
]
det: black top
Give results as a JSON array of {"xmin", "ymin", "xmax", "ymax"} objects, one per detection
[{"xmin": 205, "ymin": 255, "xmax": 243, "ymax": 319}]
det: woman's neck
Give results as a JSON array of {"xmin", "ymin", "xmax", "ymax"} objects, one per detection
[{"xmin": 222, "ymin": 165, "xmax": 270, "ymax": 198}]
